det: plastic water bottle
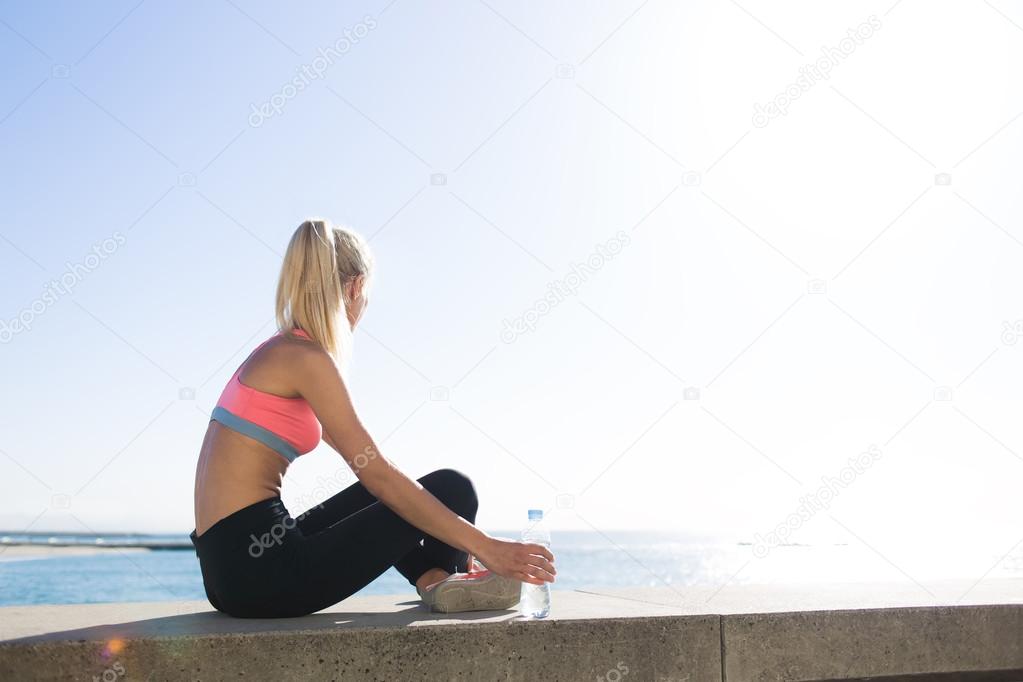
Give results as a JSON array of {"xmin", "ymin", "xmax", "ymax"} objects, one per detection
[{"xmin": 519, "ymin": 509, "xmax": 551, "ymax": 619}]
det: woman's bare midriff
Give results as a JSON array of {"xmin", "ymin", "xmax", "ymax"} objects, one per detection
[{"xmin": 193, "ymin": 422, "xmax": 289, "ymax": 536}]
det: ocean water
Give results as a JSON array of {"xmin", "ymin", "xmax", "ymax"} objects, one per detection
[{"xmin": 1, "ymin": 531, "xmax": 1021, "ymax": 607}]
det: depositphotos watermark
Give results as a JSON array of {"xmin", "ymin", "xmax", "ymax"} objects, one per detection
[
  {"xmin": 287, "ymin": 452, "xmax": 375, "ymax": 516},
  {"xmin": 500, "ymin": 230, "xmax": 632, "ymax": 343},
  {"xmin": 293, "ymin": 469, "xmax": 356, "ymax": 513},
  {"xmin": 752, "ymin": 445, "xmax": 882, "ymax": 558},
  {"xmin": 597, "ymin": 661, "xmax": 630, "ymax": 682},
  {"xmin": 1, "ymin": 231, "xmax": 127, "ymax": 344},
  {"xmin": 1001, "ymin": 319, "xmax": 1023, "ymax": 345},
  {"xmin": 248, "ymin": 15, "xmax": 378, "ymax": 127},
  {"xmin": 752, "ymin": 15, "xmax": 882, "ymax": 128},
  {"xmin": 91, "ymin": 661, "xmax": 125, "ymax": 682},
  {"xmin": 248, "ymin": 507, "xmax": 316, "ymax": 558},
  {"xmin": 248, "ymin": 445, "xmax": 381, "ymax": 557}
]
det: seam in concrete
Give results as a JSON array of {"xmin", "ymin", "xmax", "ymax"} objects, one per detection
[{"xmin": 719, "ymin": 614, "xmax": 727, "ymax": 682}]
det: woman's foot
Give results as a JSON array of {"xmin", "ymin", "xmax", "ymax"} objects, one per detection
[
  {"xmin": 418, "ymin": 569, "xmax": 521, "ymax": 613},
  {"xmin": 415, "ymin": 568, "xmax": 450, "ymax": 594},
  {"xmin": 413, "ymin": 555, "xmax": 483, "ymax": 595}
]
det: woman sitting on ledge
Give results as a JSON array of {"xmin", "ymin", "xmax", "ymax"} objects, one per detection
[{"xmin": 191, "ymin": 219, "xmax": 555, "ymax": 618}]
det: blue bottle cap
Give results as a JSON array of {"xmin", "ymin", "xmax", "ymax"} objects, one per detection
[{"xmin": 528, "ymin": 509, "xmax": 543, "ymax": 520}]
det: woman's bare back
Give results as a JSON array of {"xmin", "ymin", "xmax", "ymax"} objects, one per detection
[{"xmin": 193, "ymin": 334, "xmax": 312, "ymax": 536}]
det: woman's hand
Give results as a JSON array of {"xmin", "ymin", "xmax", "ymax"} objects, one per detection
[{"xmin": 473, "ymin": 535, "xmax": 556, "ymax": 585}]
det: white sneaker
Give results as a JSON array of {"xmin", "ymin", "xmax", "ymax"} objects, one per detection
[{"xmin": 418, "ymin": 569, "xmax": 521, "ymax": 613}]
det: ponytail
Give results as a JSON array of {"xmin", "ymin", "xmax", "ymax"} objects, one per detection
[{"xmin": 275, "ymin": 219, "xmax": 372, "ymax": 371}]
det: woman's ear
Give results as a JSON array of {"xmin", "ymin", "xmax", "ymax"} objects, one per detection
[
  {"xmin": 352, "ymin": 274, "xmax": 366, "ymax": 301},
  {"xmin": 345, "ymin": 274, "xmax": 366, "ymax": 303}
]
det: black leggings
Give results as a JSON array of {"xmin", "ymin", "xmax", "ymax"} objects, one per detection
[{"xmin": 190, "ymin": 468, "xmax": 478, "ymax": 618}]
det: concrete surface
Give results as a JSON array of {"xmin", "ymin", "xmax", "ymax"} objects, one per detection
[
  {"xmin": 723, "ymin": 605, "xmax": 1023, "ymax": 681},
  {"xmin": 0, "ymin": 579, "xmax": 1021, "ymax": 681},
  {"xmin": 0, "ymin": 590, "xmax": 720, "ymax": 681}
]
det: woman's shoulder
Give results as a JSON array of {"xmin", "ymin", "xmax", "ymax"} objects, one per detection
[
  {"xmin": 242, "ymin": 329, "xmax": 317, "ymax": 372},
  {"xmin": 237, "ymin": 330, "xmax": 331, "ymax": 394},
  {"xmin": 262, "ymin": 329, "xmax": 320, "ymax": 359},
  {"xmin": 265, "ymin": 329, "xmax": 335, "ymax": 371}
]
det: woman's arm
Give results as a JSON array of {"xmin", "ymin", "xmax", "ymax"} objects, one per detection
[{"xmin": 296, "ymin": 345, "xmax": 555, "ymax": 584}]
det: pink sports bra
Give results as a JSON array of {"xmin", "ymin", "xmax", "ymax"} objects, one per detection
[{"xmin": 210, "ymin": 329, "xmax": 322, "ymax": 462}]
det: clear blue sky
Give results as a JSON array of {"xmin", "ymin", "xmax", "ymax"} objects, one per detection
[{"xmin": 2, "ymin": 1, "xmax": 1023, "ymax": 582}]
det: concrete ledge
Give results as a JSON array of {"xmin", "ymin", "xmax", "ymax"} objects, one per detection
[
  {"xmin": 1, "ymin": 579, "xmax": 1021, "ymax": 681},
  {"xmin": 0, "ymin": 592, "xmax": 719, "ymax": 681},
  {"xmin": 724, "ymin": 605, "xmax": 1023, "ymax": 681}
]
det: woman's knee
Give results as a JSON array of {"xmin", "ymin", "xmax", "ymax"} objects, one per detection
[{"xmin": 420, "ymin": 468, "xmax": 478, "ymax": 517}]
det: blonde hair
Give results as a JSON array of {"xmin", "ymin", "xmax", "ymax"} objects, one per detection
[{"xmin": 275, "ymin": 219, "xmax": 373, "ymax": 368}]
